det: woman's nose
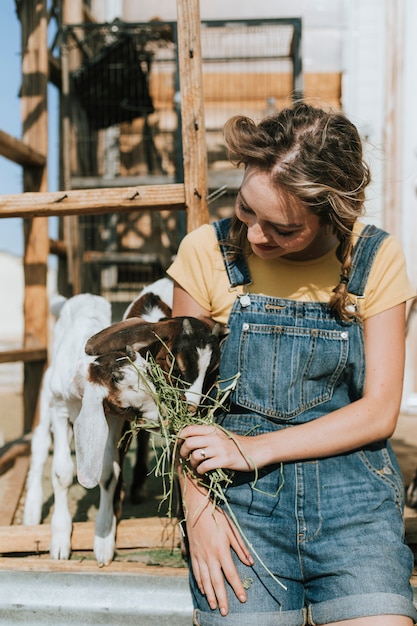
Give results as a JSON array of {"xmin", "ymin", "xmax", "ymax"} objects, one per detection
[{"xmin": 247, "ymin": 222, "xmax": 269, "ymax": 243}]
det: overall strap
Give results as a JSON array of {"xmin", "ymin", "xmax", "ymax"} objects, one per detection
[
  {"xmin": 347, "ymin": 224, "xmax": 389, "ymax": 296},
  {"xmin": 214, "ymin": 219, "xmax": 389, "ymax": 297},
  {"xmin": 213, "ymin": 218, "xmax": 252, "ymax": 287}
]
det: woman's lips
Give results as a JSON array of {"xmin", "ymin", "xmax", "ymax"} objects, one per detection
[{"xmin": 252, "ymin": 243, "xmax": 277, "ymax": 252}]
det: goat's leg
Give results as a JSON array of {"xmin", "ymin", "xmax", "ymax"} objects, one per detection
[
  {"xmin": 130, "ymin": 430, "xmax": 150, "ymax": 504},
  {"xmin": 407, "ymin": 468, "xmax": 417, "ymax": 508},
  {"xmin": 23, "ymin": 374, "xmax": 53, "ymax": 525},
  {"xmin": 50, "ymin": 400, "xmax": 75, "ymax": 560},
  {"xmin": 94, "ymin": 414, "xmax": 124, "ymax": 567}
]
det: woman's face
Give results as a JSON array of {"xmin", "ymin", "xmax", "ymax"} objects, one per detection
[{"xmin": 235, "ymin": 167, "xmax": 337, "ymax": 261}]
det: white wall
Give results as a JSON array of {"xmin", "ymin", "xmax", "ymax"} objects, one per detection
[
  {"xmin": 400, "ymin": 0, "xmax": 417, "ymax": 407},
  {"xmin": 342, "ymin": 0, "xmax": 386, "ymax": 227}
]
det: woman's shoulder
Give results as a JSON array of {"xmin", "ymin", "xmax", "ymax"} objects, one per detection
[
  {"xmin": 355, "ymin": 222, "xmax": 416, "ymax": 317},
  {"xmin": 179, "ymin": 222, "xmax": 217, "ymax": 245}
]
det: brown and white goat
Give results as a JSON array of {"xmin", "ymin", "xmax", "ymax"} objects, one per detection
[{"xmin": 75, "ymin": 304, "xmax": 223, "ymax": 565}]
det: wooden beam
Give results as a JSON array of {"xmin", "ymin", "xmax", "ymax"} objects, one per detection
[
  {"xmin": 176, "ymin": 0, "xmax": 209, "ymax": 231},
  {"xmin": 0, "ymin": 518, "xmax": 181, "ymax": 554},
  {"xmin": 0, "ymin": 557, "xmax": 187, "ymax": 577},
  {"xmin": 0, "ymin": 456, "xmax": 30, "ymax": 525},
  {"xmin": 0, "ymin": 184, "xmax": 186, "ymax": 218},
  {"xmin": 20, "ymin": 0, "xmax": 50, "ymax": 435},
  {"xmin": 0, "ymin": 348, "xmax": 47, "ymax": 364},
  {"xmin": 0, "ymin": 130, "xmax": 46, "ymax": 168}
]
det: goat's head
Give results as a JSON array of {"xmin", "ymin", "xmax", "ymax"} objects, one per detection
[
  {"xmin": 74, "ymin": 346, "xmax": 158, "ymax": 489},
  {"xmin": 76, "ymin": 316, "xmax": 226, "ymax": 489},
  {"xmin": 86, "ymin": 316, "xmax": 226, "ymax": 406}
]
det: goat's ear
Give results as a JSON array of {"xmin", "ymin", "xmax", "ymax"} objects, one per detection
[
  {"xmin": 212, "ymin": 322, "xmax": 229, "ymax": 340},
  {"xmin": 85, "ymin": 317, "xmax": 176, "ymax": 356},
  {"xmin": 182, "ymin": 318, "xmax": 193, "ymax": 335},
  {"xmin": 125, "ymin": 345, "xmax": 137, "ymax": 361},
  {"xmin": 73, "ymin": 381, "xmax": 109, "ymax": 489},
  {"xmin": 198, "ymin": 316, "xmax": 229, "ymax": 340}
]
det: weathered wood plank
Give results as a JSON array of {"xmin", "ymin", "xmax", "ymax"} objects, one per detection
[
  {"xmin": 0, "ymin": 130, "xmax": 46, "ymax": 168},
  {"xmin": 176, "ymin": 0, "xmax": 209, "ymax": 231},
  {"xmin": 0, "ymin": 517, "xmax": 181, "ymax": 554},
  {"xmin": 0, "ymin": 556, "xmax": 188, "ymax": 577},
  {"xmin": 20, "ymin": 0, "xmax": 50, "ymax": 435},
  {"xmin": 0, "ymin": 456, "xmax": 30, "ymax": 525},
  {"xmin": 0, "ymin": 348, "xmax": 47, "ymax": 364},
  {"xmin": 0, "ymin": 184, "xmax": 186, "ymax": 218}
]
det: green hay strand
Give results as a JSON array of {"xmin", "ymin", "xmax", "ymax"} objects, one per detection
[{"xmin": 126, "ymin": 351, "xmax": 287, "ymax": 592}]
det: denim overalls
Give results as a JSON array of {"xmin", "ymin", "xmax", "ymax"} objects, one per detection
[{"xmin": 191, "ymin": 219, "xmax": 417, "ymax": 626}]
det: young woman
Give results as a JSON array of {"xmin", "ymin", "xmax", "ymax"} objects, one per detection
[{"xmin": 167, "ymin": 102, "xmax": 417, "ymax": 626}]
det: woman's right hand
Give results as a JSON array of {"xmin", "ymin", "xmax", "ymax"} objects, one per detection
[{"xmin": 183, "ymin": 473, "xmax": 254, "ymax": 617}]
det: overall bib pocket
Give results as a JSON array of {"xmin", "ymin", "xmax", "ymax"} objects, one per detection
[{"xmin": 234, "ymin": 323, "xmax": 349, "ymax": 419}]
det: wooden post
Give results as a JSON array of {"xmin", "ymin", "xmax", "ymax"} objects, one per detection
[
  {"xmin": 176, "ymin": 0, "xmax": 209, "ymax": 232},
  {"xmin": 20, "ymin": 0, "xmax": 49, "ymax": 432},
  {"xmin": 61, "ymin": 0, "xmax": 84, "ymax": 295}
]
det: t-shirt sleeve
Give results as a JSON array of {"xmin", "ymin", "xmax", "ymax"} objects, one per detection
[
  {"xmin": 166, "ymin": 224, "xmax": 218, "ymax": 311},
  {"xmin": 362, "ymin": 234, "xmax": 416, "ymax": 319}
]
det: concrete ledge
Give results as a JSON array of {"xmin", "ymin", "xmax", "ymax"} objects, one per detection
[{"xmin": 0, "ymin": 568, "xmax": 193, "ymax": 625}]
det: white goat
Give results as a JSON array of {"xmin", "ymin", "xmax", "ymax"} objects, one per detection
[
  {"xmin": 23, "ymin": 293, "xmax": 112, "ymax": 559},
  {"xmin": 24, "ymin": 279, "xmax": 223, "ymax": 567}
]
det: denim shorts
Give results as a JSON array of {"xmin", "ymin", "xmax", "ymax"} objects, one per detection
[{"xmin": 190, "ymin": 415, "xmax": 417, "ymax": 626}]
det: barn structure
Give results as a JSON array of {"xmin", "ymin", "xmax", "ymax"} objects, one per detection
[{"xmin": 0, "ymin": 0, "xmax": 416, "ymax": 622}]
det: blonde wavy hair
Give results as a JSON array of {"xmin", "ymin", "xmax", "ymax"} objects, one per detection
[{"xmin": 223, "ymin": 101, "xmax": 371, "ymax": 321}]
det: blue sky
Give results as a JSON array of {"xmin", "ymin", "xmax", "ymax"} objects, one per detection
[{"xmin": 0, "ymin": 3, "xmax": 58, "ymax": 257}]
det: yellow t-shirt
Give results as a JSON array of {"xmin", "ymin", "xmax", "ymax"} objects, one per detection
[{"xmin": 167, "ymin": 221, "xmax": 416, "ymax": 325}]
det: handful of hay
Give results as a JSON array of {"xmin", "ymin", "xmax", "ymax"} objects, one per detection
[
  {"xmin": 127, "ymin": 350, "xmax": 287, "ymax": 592},
  {"xmin": 128, "ymin": 352, "xmax": 238, "ymax": 518}
]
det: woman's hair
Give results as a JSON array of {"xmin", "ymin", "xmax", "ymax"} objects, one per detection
[{"xmin": 223, "ymin": 101, "xmax": 371, "ymax": 321}]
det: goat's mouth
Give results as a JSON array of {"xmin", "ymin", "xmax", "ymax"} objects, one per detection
[{"xmin": 103, "ymin": 400, "xmax": 141, "ymax": 419}]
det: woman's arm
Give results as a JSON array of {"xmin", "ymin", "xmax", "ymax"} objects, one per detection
[
  {"xmin": 181, "ymin": 302, "xmax": 407, "ymax": 473},
  {"xmin": 172, "ymin": 281, "xmax": 253, "ymax": 616}
]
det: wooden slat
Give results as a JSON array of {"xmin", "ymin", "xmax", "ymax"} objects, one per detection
[
  {"xmin": 0, "ymin": 184, "xmax": 186, "ymax": 218},
  {"xmin": 0, "ymin": 456, "xmax": 30, "ymax": 526},
  {"xmin": 0, "ymin": 440, "xmax": 31, "ymax": 478},
  {"xmin": 176, "ymin": 0, "xmax": 209, "ymax": 231},
  {"xmin": 21, "ymin": 0, "xmax": 50, "ymax": 435},
  {"xmin": 0, "ymin": 556, "xmax": 188, "ymax": 576},
  {"xmin": 0, "ymin": 517, "xmax": 181, "ymax": 554},
  {"xmin": 0, "ymin": 130, "xmax": 46, "ymax": 168},
  {"xmin": 0, "ymin": 348, "xmax": 47, "ymax": 364}
]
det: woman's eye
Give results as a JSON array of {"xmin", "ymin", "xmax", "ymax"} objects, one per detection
[
  {"xmin": 237, "ymin": 201, "xmax": 253, "ymax": 215},
  {"xmin": 274, "ymin": 229, "xmax": 295, "ymax": 238}
]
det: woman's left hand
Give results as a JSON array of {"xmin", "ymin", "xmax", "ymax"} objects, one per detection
[{"xmin": 179, "ymin": 424, "xmax": 259, "ymax": 473}]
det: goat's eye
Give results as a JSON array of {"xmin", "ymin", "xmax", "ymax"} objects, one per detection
[{"xmin": 111, "ymin": 371, "xmax": 123, "ymax": 384}]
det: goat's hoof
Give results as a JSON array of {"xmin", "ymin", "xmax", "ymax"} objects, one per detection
[
  {"xmin": 50, "ymin": 543, "xmax": 71, "ymax": 560},
  {"xmin": 94, "ymin": 537, "xmax": 115, "ymax": 567}
]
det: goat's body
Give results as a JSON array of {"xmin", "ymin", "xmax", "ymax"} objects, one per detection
[{"xmin": 23, "ymin": 294, "xmax": 112, "ymax": 561}]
